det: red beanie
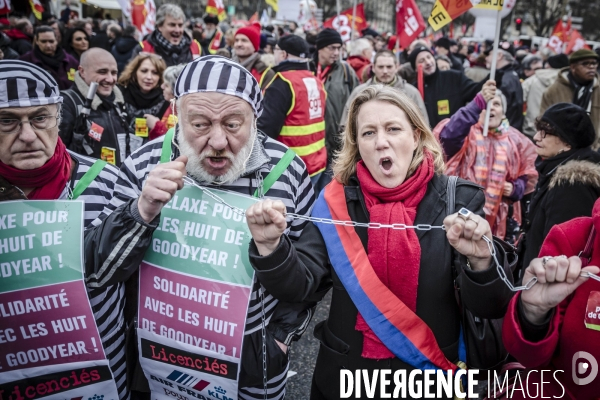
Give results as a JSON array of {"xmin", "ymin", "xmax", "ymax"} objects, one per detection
[{"xmin": 236, "ymin": 22, "xmax": 261, "ymax": 52}]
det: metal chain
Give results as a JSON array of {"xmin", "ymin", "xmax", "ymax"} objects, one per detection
[
  {"xmin": 260, "ymin": 285, "xmax": 267, "ymax": 400},
  {"xmin": 182, "ymin": 177, "xmax": 600, "ymax": 294}
]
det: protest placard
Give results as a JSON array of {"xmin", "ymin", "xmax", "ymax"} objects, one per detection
[
  {"xmin": 138, "ymin": 186, "xmax": 257, "ymax": 400},
  {"xmin": 0, "ymin": 200, "xmax": 119, "ymax": 399}
]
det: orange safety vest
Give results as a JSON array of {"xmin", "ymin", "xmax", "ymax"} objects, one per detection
[
  {"xmin": 140, "ymin": 39, "xmax": 203, "ymax": 58},
  {"xmin": 268, "ymin": 70, "xmax": 327, "ymax": 176},
  {"xmin": 208, "ymin": 29, "xmax": 223, "ymax": 54}
]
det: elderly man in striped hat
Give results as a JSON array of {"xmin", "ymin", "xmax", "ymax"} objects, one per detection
[
  {"xmin": 0, "ymin": 61, "xmax": 130, "ymax": 398},
  {"xmin": 85, "ymin": 55, "xmax": 316, "ymax": 399}
]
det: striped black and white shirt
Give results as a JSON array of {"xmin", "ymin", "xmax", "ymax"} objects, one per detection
[
  {"xmin": 59, "ymin": 151, "xmax": 128, "ymax": 400},
  {"xmin": 90, "ymin": 131, "xmax": 315, "ymax": 399}
]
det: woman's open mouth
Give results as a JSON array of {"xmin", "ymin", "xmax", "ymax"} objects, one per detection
[{"xmin": 380, "ymin": 157, "xmax": 393, "ymax": 174}]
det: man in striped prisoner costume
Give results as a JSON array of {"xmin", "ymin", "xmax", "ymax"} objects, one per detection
[
  {"xmin": 0, "ymin": 60, "xmax": 128, "ymax": 398},
  {"xmin": 84, "ymin": 55, "xmax": 316, "ymax": 399}
]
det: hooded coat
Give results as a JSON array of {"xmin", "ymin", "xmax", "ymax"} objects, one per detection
[
  {"xmin": 540, "ymin": 67, "xmax": 600, "ymax": 149},
  {"xmin": 503, "ymin": 198, "xmax": 600, "ymax": 400},
  {"xmin": 522, "ymin": 68, "xmax": 560, "ymax": 138}
]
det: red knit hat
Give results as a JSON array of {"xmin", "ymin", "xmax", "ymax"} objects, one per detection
[{"xmin": 236, "ymin": 22, "xmax": 261, "ymax": 52}]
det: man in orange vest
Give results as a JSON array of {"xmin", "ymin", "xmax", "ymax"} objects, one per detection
[
  {"xmin": 134, "ymin": 4, "xmax": 202, "ymax": 66},
  {"xmin": 232, "ymin": 23, "xmax": 275, "ymax": 88},
  {"xmin": 258, "ymin": 35, "xmax": 327, "ymax": 186}
]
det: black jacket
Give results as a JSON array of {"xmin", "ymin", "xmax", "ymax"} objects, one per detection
[
  {"xmin": 523, "ymin": 148, "xmax": 600, "ymax": 268},
  {"xmin": 417, "ymin": 69, "xmax": 484, "ymax": 128},
  {"xmin": 249, "ymin": 174, "xmax": 516, "ymax": 399},
  {"xmin": 257, "ymin": 60, "xmax": 313, "ymax": 139},
  {"xmin": 90, "ymin": 31, "xmax": 112, "ymax": 51},
  {"xmin": 0, "ymin": 33, "xmax": 19, "ymax": 59},
  {"xmin": 59, "ymin": 73, "xmax": 133, "ymax": 166},
  {"xmin": 112, "ymin": 36, "xmax": 140, "ymax": 73},
  {"xmin": 496, "ymin": 63, "xmax": 524, "ymax": 131}
]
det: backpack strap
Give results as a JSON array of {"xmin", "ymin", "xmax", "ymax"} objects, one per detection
[
  {"xmin": 70, "ymin": 159, "xmax": 107, "ymax": 200},
  {"xmin": 161, "ymin": 128, "xmax": 175, "ymax": 164},
  {"xmin": 446, "ymin": 175, "xmax": 459, "ymax": 215},
  {"xmin": 253, "ymin": 148, "xmax": 296, "ymax": 198}
]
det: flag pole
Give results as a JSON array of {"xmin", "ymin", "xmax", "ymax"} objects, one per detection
[
  {"xmin": 482, "ymin": 9, "xmax": 502, "ymax": 137},
  {"xmin": 336, "ymin": 0, "xmax": 341, "ymax": 20},
  {"xmin": 351, "ymin": 0, "xmax": 358, "ymax": 41}
]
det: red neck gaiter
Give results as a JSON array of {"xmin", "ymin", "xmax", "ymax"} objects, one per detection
[
  {"xmin": 0, "ymin": 139, "xmax": 72, "ymax": 200},
  {"xmin": 355, "ymin": 152, "xmax": 434, "ymax": 359}
]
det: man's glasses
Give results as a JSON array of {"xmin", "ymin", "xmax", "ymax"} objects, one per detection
[
  {"xmin": 579, "ymin": 60, "xmax": 599, "ymax": 68},
  {"xmin": 0, "ymin": 114, "xmax": 59, "ymax": 134}
]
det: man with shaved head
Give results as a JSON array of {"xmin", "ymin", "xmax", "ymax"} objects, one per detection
[{"xmin": 59, "ymin": 47, "xmax": 134, "ymax": 166}]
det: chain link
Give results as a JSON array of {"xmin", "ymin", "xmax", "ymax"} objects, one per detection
[{"xmin": 182, "ymin": 177, "xmax": 600, "ymax": 293}]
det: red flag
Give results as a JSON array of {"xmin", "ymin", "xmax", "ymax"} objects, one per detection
[
  {"xmin": 395, "ymin": 0, "xmax": 426, "ymax": 49},
  {"xmin": 129, "ymin": 0, "xmax": 156, "ymax": 36},
  {"xmin": 323, "ymin": 3, "xmax": 368, "ymax": 42},
  {"xmin": 0, "ymin": 0, "xmax": 11, "ymax": 15},
  {"xmin": 565, "ymin": 29, "xmax": 590, "ymax": 54},
  {"xmin": 566, "ymin": 15, "xmax": 572, "ymax": 35},
  {"xmin": 29, "ymin": 0, "xmax": 43, "ymax": 19},
  {"xmin": 206, "ymin": 0, "xmax": 226, "ymax": 21},
  {"xmin": 547, "ymin": 19, "xmax": 566, "ymax": 54},
  {"xmin": 249, "ymin": 12, "xmax": 259, "ymax": 23}
]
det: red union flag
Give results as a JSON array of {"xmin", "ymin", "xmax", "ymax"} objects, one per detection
[
  {"xmin": 396, "ymin": 0, "xmax": 426, "ymax": 48},
  {"xmin": 565, "ymin": 29, "xmax": 590, "ymax": 54},
  {"xmin": 547, "ymin": 19, "xmax": 566, "ymax": 54},
  {"xmin": 117, "ymin": 0, "xmax": 156, "ymax": 35},
  {"xmin": 323, "ymin": 3, "xmax": 368, "ymax": 42}
]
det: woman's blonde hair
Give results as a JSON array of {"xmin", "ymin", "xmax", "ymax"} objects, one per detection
[
  {"xmin": 333, "ymin": 85, "xmax": 445, "ymax": 185},
  {"xmin": 118, "ymin": 53, "xmax": 167, "ymax": 88}
]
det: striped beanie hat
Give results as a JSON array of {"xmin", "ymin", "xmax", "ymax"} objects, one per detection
[
  {"xmin": 174, "ymin": 55, "xmax": 264, "ymax": 118},
  {"xmin": 0, "ymin": 60, "xmax": 62, "ymax": 108}
]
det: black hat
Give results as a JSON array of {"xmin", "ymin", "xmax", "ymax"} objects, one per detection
[
  {"xmin": 316, "ymin": 28, "xmax": 343, "ymax": 50},
  {"xmin": 408, "ymin": 45, "xmax": 433, "ymax": 70},
  {"xmin": 203, "ymin": 14, "xmax": 219, "ymax": 25},
  {"xmin": 540, "ymin": 103, "xmax": 596, "ymax": 149},
  {"xmin": 278, "ymin": 34, "xmax": 309, "ymax": 58},
  {"xmin": 547, "ymin": 54, "xmax": 569, "ymax": 69},
  {"xmin": 435, "ymin": 37, "xmax": 451, "ymax": 50}
]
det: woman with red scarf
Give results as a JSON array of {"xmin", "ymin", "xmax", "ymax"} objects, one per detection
[{"xmin": 244, "ymin": 86, "xmax": 516, "ymax": 399}]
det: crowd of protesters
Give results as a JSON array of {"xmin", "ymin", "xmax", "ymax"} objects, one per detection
[{"xmin": 2, "ymin": 3, "xmax": 600, "ymax": 399}]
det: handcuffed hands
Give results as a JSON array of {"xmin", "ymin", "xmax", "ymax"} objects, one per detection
[
  {"xmin": 520, "ymin": 255, "xmax": 599, "ymax": 324},
  {"xmin": 444, "ymin": 209, "xmax": 493, "ymax": 271},
  {"xmin": 138, "ymin": 155, "xmax": 187, "ymax": 223},
  {"xmin": 246, "ymin": 199, "xmax": 287, "ymax": 256}
]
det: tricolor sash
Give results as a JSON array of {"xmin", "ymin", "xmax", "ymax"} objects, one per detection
[{"xmin": 312, "ymin": 180, "xmax": 460, "ymax": 372}]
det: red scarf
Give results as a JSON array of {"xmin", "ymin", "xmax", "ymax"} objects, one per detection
[
  {"xmin": 0, "ymin": 139, "xmax": 72, "ymax": 200},
  {"xmin": 355, "ymin": 152, "xmax": 434, "ymax": 359}
]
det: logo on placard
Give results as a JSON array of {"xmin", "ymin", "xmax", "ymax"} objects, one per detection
[
  {"xmin": 166, "ymin": 370, "xmax": 210, "ymax": 391},
  {"xmin": 572, "ymin": 351, "xmax": 598, "ymax": 385},
  {"xmin": 207, "ymin": 386, "xmax": 233, "ymax": 400}
]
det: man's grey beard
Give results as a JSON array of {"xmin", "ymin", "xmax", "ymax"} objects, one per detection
[{"xmin": 177, "ymin": 125, "xmax": 257, "ymax": 186}]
